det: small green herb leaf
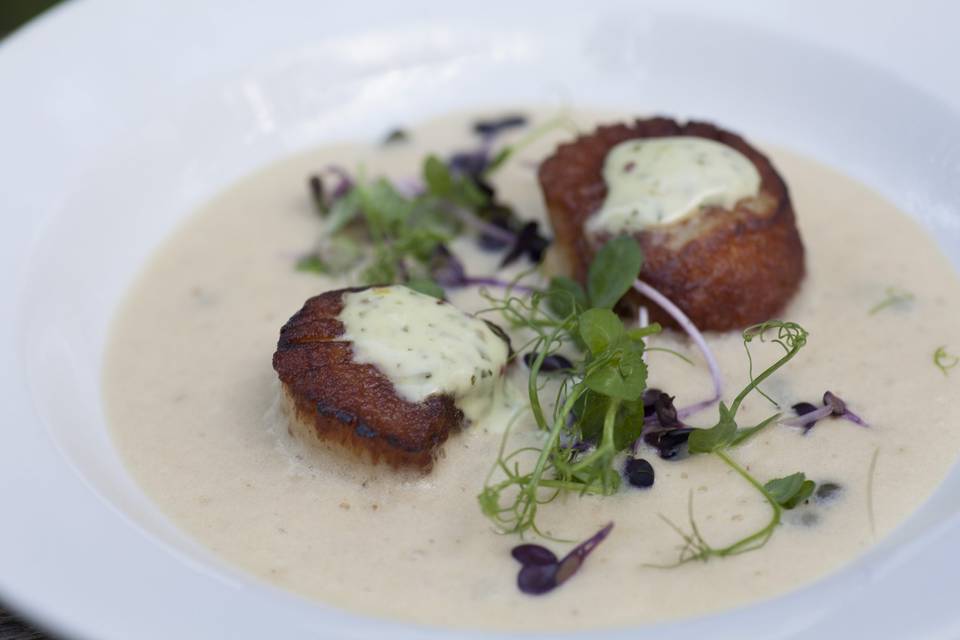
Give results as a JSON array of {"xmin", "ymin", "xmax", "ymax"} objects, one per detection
[
  {"xmin": 687, "ymin": 403, "xmax": 737, "ymax": 454},
  {"xmin": 578, "ymin": 309, "xmax": 624, "ymax": 354},
  {"xmin": 423, "ymin": 155, "xmax": 453, "ymax": 197},
  {"xmin": 764, "ymin": 473, "xmax": 815, "ymax": 510},
  {"xmin": 547, "ymin": 276, "xmax": 588, "ymax": 319},
  {"xmin": 404, "ymin": 279, "xmax": 445, "ymax": 299},
  {"xmin": 583, "ymin": 366, "xmax": 646, "ymax": 402},
  {"xmin": 587, "ymin": 236, "xmax": 643, "ymax": 309}
]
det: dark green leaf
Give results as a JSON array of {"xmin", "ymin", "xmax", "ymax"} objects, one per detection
[
  {"xmin": 547, "ymin": 276, "xmax": 588, "ymax": 319},
  {"xmin": 764, "ymin": 473, "xmax": 815, "ymax": 509},
  {"xmin": 424, "ymin": 155, "xmax": 453, "ymax": 196},
  {"xmin": 613, "ymin": 398, "xmax": 646, "ymax": 450},
  {"xmin": 688, "ymin": 402, "xmax": 737, "ymax": 454},
  {"xmin": 587, "ymin": 235, "xmax": 644, "ymax": 309},
  {"xmin": 584, "ymin": 367, "xmax": 638, "ymax": 401},
  {"xmin": 574, "ymin": 391, "xmax": 610, "ymax": 443},
  {"xmin": 404, "ymin": 279, "xmax": 445, "ymax": 299},
  {"xmin": 578, "ymin": 309, "xmax": 624, "ymax": 355}
]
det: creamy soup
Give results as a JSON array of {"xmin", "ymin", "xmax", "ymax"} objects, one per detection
[{"xmin": 103, "ymin": 111, "xmax": 960, "ymax": 631}]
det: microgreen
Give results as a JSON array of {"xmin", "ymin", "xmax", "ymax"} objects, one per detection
[
  {"xmin": 586, "ymin": 235, "xmax": 644, "ymax": 309},
  {"xmin": 477, "ymin": 238, "xmax": 659, "ymax": 537},
  {"xmin": 511, "ymin": 522, "xmax": 613, "ymax": 595},
  {"xmin": 934, "ymin": 346, "xmax": 959, "ymax": 376},
  {"xmin": 780, "ymin": 391, "xmax": 869, "ymax": 431},
  {"xmin": 654, "ymin": 321, "xmax": 812, "ymax": 565},
  {"xmin": 297, "ymin": 117, "xmax": 557, "ymax": 294},
  {"xmin": 868, "ymin": 286, "xmax": 914, "ymax": 315},
  {"xmin": 764, "ymin": 473, "xmax": 815, "ymax": 510}
]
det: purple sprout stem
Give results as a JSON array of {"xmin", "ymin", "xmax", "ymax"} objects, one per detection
[
  {"xmin": 842, "ymin": 410, "xmax": 869, "ymax": 427},
  {"xmin": 632, "ymin": 280, "xmax": 722, "ymax": 419},
  {"xmin": 567, "ymin": 522, "xmax": 614, "ymax": 563},
  {"xmin": 779, "ymin": 405, "xmax": 833, "ymax": 428},
  {"xmin": 447, "ymin": 205, "xmax": 518, "ymax": 246}
]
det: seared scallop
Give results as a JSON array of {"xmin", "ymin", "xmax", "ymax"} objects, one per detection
[
  {"xmin": 272, "ymin": 285, "xmax": 511, "ymax": 469},
  {"xmin": 538, "ymin": 117, "xmax": 805, "ymax": 331}
]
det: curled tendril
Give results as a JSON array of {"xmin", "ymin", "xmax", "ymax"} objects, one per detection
[{"xmin": 740, "ymin": 321, "xmax": 809, "ymax": 410}]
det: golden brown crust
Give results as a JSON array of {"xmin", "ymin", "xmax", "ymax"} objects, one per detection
[
  {"xmin": 538, "ymin": 117, "xmax": 805, "ymax": 331},
  {"xmin": 272, "ymin": 287, "xmax": 463, "ymax": 469}
]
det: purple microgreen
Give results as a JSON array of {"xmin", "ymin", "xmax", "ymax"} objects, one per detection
[
  {"xmin": 429, "ymin": 245, "xmax": 537, "ymax": 294},
  {"xmin": 780, "ymin": 391, "xmax": 869, "ymax": 432},
  {"xmin": 653, "ymin": 392, "xmax": 680, "ymax": 428},
  {"xmin": 517, "ymin": 563, "xmax": 559, "ymax": 595},
  {"xmin": 449, "ymin": 148, "xmax": 491, "ymax": 179},
  {"xmin": 824, "ymin": 391, "xmax": 868, "ymax": 426},
  {"xmin": 308, "ymin": 175, "xmax": 325, "ymax": 213},
  {"xmin": 499, "ymin": 220, "xmax": 551, "ymax": 267},
  {"xmin": 633, "ymin": 280, "xmax": 722, "ymax": 418},
  {"xmin": 642, "ymin": 388, "xmax": 663, "ymax": 417},
  {"xmin": 306, "ymin": 165, "xmax": 355, "ymax": 215},
  {"xmin": 513, "ymin": 523, "xmax": 613, "ymax": 596},
  {"xmin": 623, "ymin": 457, "xmax": 655, "ymax": 488},
  {"xmin": 446, "ymin": 204, "xmax": 517, "ymax": 248},
  {"xmin": 511, "ymin": 544, "xmax": 557, "ymax": 566},
  {"xmin": 934, "ymin": 346, "xmax": 959, "ymax": 376},
  {"xmin": 643, "ymin": 427, "xmax": 693, "ymax": 460},
  {"xmin": 523, "ymin": 352, "xmax": 573, "ymax": 373},
  {"xmin": 782, "ymin": 402, "xmax": 830, "ymax": 432},
  {"xmin": 473, "ymin": 114, "xmax": 528, "ymax": 138}
]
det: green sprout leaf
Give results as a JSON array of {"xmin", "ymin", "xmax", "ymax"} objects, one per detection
[
  {"xmin": 687, "ymin": 403, "xmax": 737, "ymax": 454},
  {"xmin": 764, "ymin": 473, "xmax": 815, "ymax": 510},
  {"xmin": 423, "ymin": 155, "xmax": 453, "ymax": 197},
  {"xmin": 546, "ymin": 276, "xmax": 588, "ymax": 319},
  {"xmin": 587, "ymin": 235, "xmax": 644, "ymax": 309},
  {"xmin": 578, "ymin": 308, "xmax": 624, "ymax": 354}
]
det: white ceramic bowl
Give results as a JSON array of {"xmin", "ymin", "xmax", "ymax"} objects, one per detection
[{"xmin": 2, "ymin": 2, "xmax": 960, "ymax": 638}]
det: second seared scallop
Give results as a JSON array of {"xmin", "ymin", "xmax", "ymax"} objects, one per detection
[
  {"xmin": 538, "ymin": 117, "xmax": 805, "ymax": 331},
  {"xmin": 273, "ymin": 285, "xmax": 511, "ymax": 469}
]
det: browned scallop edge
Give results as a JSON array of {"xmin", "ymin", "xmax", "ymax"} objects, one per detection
[
  {"xmin": 537, "ymin": 117, "xmax": 806, "ymax": 332},
  {"xmin": 272, "ymin": 287, "xmax": 463, "ymax": 469}
]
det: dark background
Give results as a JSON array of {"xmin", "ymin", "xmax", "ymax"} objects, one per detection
[{"xmin": 3, "ymin": 2, "xmax": 65, "ymax": 638}]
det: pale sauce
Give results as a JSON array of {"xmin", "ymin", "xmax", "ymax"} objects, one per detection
[
  {"xmin": 103, "ymin": 111, "xmax": 960, "ymax": 631},
  {"xmin": 339, "ymin": 285, "xmax": 509, "ymax": 423},
  {"xmin": 586, "ymin": 136, "xmax": 761, "ymax": 235}
]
